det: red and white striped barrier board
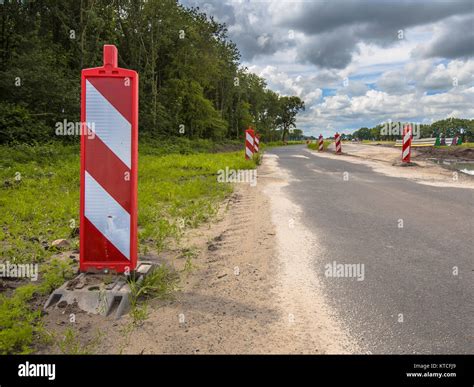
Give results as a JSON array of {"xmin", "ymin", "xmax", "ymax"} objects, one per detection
[
  {"xmin": 318, "ymin": 134, "xmax": 324, "ymax": 152},
  {"xmin": 335, "ymin": 132, "xmax": 342, "ymax": 154},
  {"xmin": 254, "ymin": 134, "xmax": 260, "ymax": 152},
  {"xmin": 245, "ymin": 128, "xmax": 255, "ymax": 160},
  {"xmin": 80, "ymin": 45, "xmax": 139, "ymax": 273},
  {"xmin": 402, "ymin": 125, "xmax": 412, "ymax": 163}
]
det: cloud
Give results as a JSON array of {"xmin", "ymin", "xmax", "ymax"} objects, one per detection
[
  {"xmin": 179, "ymin": 1, "xmax": 474, "ymax": 137},
  {"xmin": 297, "ymin": 29, "xmax": 359, "ymax": 69},
  {"xmin": 300, "ymin": 79, "xmax": 474, "ymax": 137},
  {"xmin": 337, "ymin": 80, "xmax": 369, "ymax": 97},
  {"xmin": 182, "ymin": 0, "xmax": 295, "ymax": 61},
  {"xmin": 280, "ymin": 0, "xmax": 473, "ymax": 35},
  {"xmin": 417, "ymin": 15, "xmax": 474, "ymax": 59},
  {"xmin": 282, "ymin": 0, "xmax": 474, "ymax": 68},
  {"xmin": 249, "ymin": 65, "xmax": 323, "ymax": 104}
]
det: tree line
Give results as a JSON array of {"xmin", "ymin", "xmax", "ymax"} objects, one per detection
[
  {"xmin": 0, "ymin": 0, "xmax": 304, "ymax": 145},
  {"xmin": 351, "ymin": 118, "xmax": 474, "ymax": 142}
]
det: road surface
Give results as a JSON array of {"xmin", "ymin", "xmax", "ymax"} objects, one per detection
[{"xmin": 265, "ymin": 144, "xmax": 473, "ymax": 354}]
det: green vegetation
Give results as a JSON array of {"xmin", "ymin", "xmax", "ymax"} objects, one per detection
[
  {"xmin": 0, "ymin": 0, "xmax": 305, "ymax": 355},
  {"xmin": 436, "ymin": 142, "xmax": 474, "ymax": 149},
  {"xmin": 0, "ymin": 259, "xmax": 75, "ymax": 355},
  {"xmin": 265, "ymin": 140, "xmax": 306, "ymax": 148},
  {"xmin": 128, "ymin": 265, "xmax": 179, "ymax": 326},
  {"xmin": 0, "ymin": 140, "xmax": 257, "ymax": 353},
  {"xmin": 0, "ymin": 0, "xmax": 304, "ymax": 144},
  {"xmin": 56, "ymin": 327, "xmax": 101, "ymax": 355},
  {"xmin": 307, "ymin": 141, "xmax": 331, "ymax": 151},
  {"xmin": 352, "ymin": 118, "xmax": 474, "ymax": 142},
  {"xmin": 0, "ymin": 284, "xmax": 43, "ymax": 354},
  {"xmin": 0, "ymin": 142, "xmax": 255, "ymax": 264}
]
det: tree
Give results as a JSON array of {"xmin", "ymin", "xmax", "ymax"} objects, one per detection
[
  {"xmin": 0, "ymin": 0, "xmax": 306, "ymax": 144},
  {"xmin": 276, "ymin": 96, "xmax": 305, "ymax": 141}
]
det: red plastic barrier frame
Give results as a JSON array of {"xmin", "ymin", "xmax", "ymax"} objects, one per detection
[{"xmin": 79, "ymin": 45, "xmax": 139, "ymax": 273}]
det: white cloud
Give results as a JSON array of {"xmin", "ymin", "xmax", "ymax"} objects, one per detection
[{"xmin": 180, "ymin": 0, "xmax": 474, "ymax": 136}]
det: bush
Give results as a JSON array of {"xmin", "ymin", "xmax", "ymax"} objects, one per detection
[{"xmin": 0, "ymin": 103, "xmax": 51, "ymax": 144}]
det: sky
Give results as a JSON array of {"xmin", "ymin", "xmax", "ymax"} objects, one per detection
[{"xmin": 180, "ymin": 0, "xmax": 474, "ymax": 137}]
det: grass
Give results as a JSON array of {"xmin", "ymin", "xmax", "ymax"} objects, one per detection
[
  {"xmin": 263, "ymin": 140, "xmax": 306, "ymax": 148},
  {"xmin": 56, "ymin": 327, "xmax": 102, "ymax": 354},
  {"xmin": 181, "ymin": 247, "xmax": 199, "ymax": 276},
  {"xmin": 0, "ymin": 139, "xmax": 257, "ymax": 353},
  {"xmin": 435, "ymin": 142, "xmax": 474, "ymax": 149},
  {"xmin": 0, "ymin": 142, "xmax": 255, "ymax": 263},
  {"xmin": 0, "ymin": 258, "xmax": 76, "ymax": 354},
  {"xmin": 458, "ymin": 142, "xmax": 474, "ymax": 148},
  {"xmin": 128, "ymin": 265, "xmax": 180, "ymax": 326},
  {"xmin": 307, "ymin": 141, "xmax": 331, "ymax": 151},
  {"xmin": 0, "ymin": 284, "xmax": 42, "ymax": 354}
]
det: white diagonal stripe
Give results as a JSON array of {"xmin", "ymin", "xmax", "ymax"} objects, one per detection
[
  {"xmin": 403, "ymin": 131, "xmax": 411, "ymax": 143},
  {"xmin": 246, "ymin": 146, "xmax": 253, "ymax": 158},
  {"xmin": 85, "ymin": 171, "xmax": 130, "ymax": 260},
  {"xmin": 86, "ymin": 80, "xmax": 131, "ymax": 168},
  {"xmin": 246, "ymin": 132, "xmax": 254, "ymax": 145},
  {"xmin": 403, "ymin": 147, "xmax": 410, "ymax": 159}
]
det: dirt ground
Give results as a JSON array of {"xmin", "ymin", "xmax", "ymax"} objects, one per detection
[
  {"xmin": 415, "ymin": 146, "xmax": 474, "ymax": 161},
  {"xmin": 42, "ymin": 154, "xmax": 358, "ymax": 354}
]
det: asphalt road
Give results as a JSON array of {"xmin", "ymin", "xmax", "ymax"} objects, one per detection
[{"xmin": 266, "ymin": 144, "xmax": 473, "ymax": 354}]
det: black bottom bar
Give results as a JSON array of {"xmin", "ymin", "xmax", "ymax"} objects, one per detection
[{"xmin": 0, "ymin": 355, "xmax": 472, "ymax": 386}]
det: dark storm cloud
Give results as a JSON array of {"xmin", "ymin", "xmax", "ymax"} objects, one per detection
[
  {"xmin": 283, "ymin": 0, "xmax": 474, "ymax": 68},
  {"xmin": 297, "ymin": 29, "xmax": 358, "ymax": 69},
  {"xmin": 180, "ymin": 0, "xmax": 474, "ymax": 68},
  {"xmin": 181, "ymin": 0, "xmax": 294, "ymax": 60},
  {"xmin": 421, "ymin": 15, "xmax": 474, "ymax": 59},
  {"xmin": 283, "ymin": 0, "xmax": 473, "ymax": 36}
]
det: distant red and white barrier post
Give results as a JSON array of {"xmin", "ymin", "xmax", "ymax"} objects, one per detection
[
  {"xmin": 335, "ymin": 132, "xmax": 342, "ymax": 154},
  {"xmin": 80, "ymin": 45, "xmax": 139, "ymax": 274},
  {"xmin": 245, "ymin": 127, "xmax": 255, "ymax": 160},
  {"xmin": 254, "ymin": 134, "xmax": 260, "ymax": 153},
  {"xmin": 318, "ymin": 134, "xmax": 324, "ymax": 152},
  {"xmin": 402, "ymin": 125, "xmax": 412, "ymax": 163}
]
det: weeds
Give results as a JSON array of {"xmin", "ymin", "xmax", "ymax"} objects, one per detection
[
  {"xmin": 128, "ymin": 265, "xmax": 179, "ymax": 326},
  {"xmin": 56, "ymin": 327, "xmax": 101, "ymax": 354},
  {"xmin": 0, "ymin": 141, "xmax": 256, "ymax": 352},
  {"xmin": 181, "ymin": 247, "xmax": 199, "ymax": 276},
  {"xmin": 307, "ymin": 141, "xmax": 331, "ymax": 151},
  {"xmin": 0, "ymin": 258, "xmax": 76, "ymax": 354},
  {"xmin": 0, "ymin": 284, "xmax": 42, "ymax": 354}
]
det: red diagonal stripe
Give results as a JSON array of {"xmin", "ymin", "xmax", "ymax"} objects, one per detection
[
  {"xmin": 83, "ymin": 217, "xmax": 129, "ymax": 263},
  {"xmin": 87, "ymin": 77, "xmax": 132, "ymax": 123},
  {"xmin": 85, "ymin": 128, "xmax": 131, "ymax": 213}
]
